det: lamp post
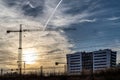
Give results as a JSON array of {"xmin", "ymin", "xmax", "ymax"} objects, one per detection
[
  {"xmin": 55, "ymin": 62, "xmax": 67, "ymax": 74},
  {"xmin": 0, "ymin": 69, "xmax": 3, "ymax": 76}
]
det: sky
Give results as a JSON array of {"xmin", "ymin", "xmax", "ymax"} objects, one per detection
[{"xmin": 0, "ymin": 0, "xmax": 120, "ymax": 70}]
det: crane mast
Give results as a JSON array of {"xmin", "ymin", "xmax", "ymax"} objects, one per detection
[
  {"xmin": 7, "ymin": 24, "xmax": 23, "ymax": 75},
  {"xmin": 18, "ymin": 24, "xmax": 22, "ymax": 75}
]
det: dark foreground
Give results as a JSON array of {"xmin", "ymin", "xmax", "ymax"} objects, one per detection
[{"xmin": 0, "ymin": 68, "xmax": 120, "ymax": 80}]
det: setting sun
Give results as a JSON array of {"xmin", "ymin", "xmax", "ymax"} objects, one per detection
[{"xmin": 23, "ymin": 48, "xmax": 38, "ymax": 64}]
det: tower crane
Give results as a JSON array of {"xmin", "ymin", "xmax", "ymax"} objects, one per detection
[
  {"xmin": 6, "ymin": 0, "xmax": 75, "ymax": 75},
  {"xmin": 6, "ymin": 24, "xmax": 76, "ymax": 75}
]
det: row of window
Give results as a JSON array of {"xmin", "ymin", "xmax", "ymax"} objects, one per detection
[
  {"xmin": 94, "ymin": 58, "xmax": 106, "ymax": 60},
  {"xmin": 94, "ymin": 52, "xmax": 106, "ymax": 55},
  {"xmin": 94, "ymin": 63, "xmax": 107, "ymax": 66},
  {"xmin": 70, "ymin": 65, "xmax": 81, "ymax": 68},
  {"xmin": 69, "ymin": 71, "xmax": 81, "ymax": 73},
  {"xmin": 70, "ymin": 60, "xmax": 81, "ymax": 62},
  {"xmin": 94, "ymin": 55, "xmax": 107, "ymax": 57},
  {"xmin": 111, "ymin": 59, "xmax": 116, "ymax": 62},
  {"xmin": 70, "ymin": 55, "xmax": 81, "ymax": 57},
  {"xmin": 111, "ymin": 53, "xmax": 116, "ymax": 55},
  {"xmin": 70, "ymin": 68, "xmax": 81, "ymax": 71},
  {"xmin": 69, "ymin": 62, "xmax": 81, "ymax": 65},
  {"xmin": 94, "ymin": 61, "xmax": 106, "ymax": 63},
  {"xmin": 70, "ymin": 57, "xmax": 80, "ymax": 59},
  {"xmin": 94, "ymin": 67, "xmax": 107, "ymax": 69},
  {"xmin": 111, "ymin": 56, "xmax": 116, "ymax": 59}
]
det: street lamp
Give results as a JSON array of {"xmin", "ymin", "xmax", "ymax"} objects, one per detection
[{"xmin": 55, "ymin": 62, "xmax": 67, "ymax": 74}]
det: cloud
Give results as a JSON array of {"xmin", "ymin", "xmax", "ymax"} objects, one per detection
[
  {"xmin": 50, "ymin": 12, "xmax": 93, "ymax": 27},
  {"xmin": 0, "ymin": 0, "xmax": 120, "ymax": 69},
  {"xmin": 79, "ymin": 18, "xmax": 96, "ymax": 23},
  {"xmin": 107, "ymin": 17, "xmax": 120, "ymax": 21},
  {"xmin": 0, "ymin": 0, "xmax": 74, "ymax": 68},
  {"xmin": 45, "ymin": 0, "xmax": 100, "ymax": 27}
]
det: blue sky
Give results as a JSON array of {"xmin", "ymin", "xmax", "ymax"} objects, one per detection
[
  {"xmin": 62, "ymin": 0, "xmax": 120, "ymax": 52},
  {"xmin": 0, "ymin": 0, "xmax": 120, "ymax": 68}
]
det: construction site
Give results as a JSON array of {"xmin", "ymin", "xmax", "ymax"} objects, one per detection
[{"xmin": 0, "ymin": 0, "xmax": 120, "ymax": 80}]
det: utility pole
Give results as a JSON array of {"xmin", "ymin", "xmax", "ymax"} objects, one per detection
[
  {"xmin": 40, "ymin": 66, "xmax": 43, "ymax": 77},
  {"xmin": 23, "ymin": 61, "xmax": 26, "ymax": 74},
  {"xmin": 0, "ymin": 69, "xmax": 3, "ymax": 76}
]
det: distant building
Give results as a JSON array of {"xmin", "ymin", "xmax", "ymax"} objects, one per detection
[
  {"xmin": 66, "ymin": 52, "xmax": 82, "ymax": 74},
  {"xmin": 66, "ymin": 49, "xmax": 117, "ymax": 75},
  {"xmin": 93, "ymin": 49, "xmax": 116, "ymax": 71}
]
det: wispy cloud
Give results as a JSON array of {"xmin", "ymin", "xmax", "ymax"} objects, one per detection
[
  {"xmin": 79, "ymin": 18, "xmax": 96, "ymax": 23},
  {"xmin": 0, "ymin": 0, "xmax": 74, "ymax": 68},
  {"xmin": 107, "ymin": 17, "xmax": 120, "ymax": 21},
  {"xmin": 0, "ymin": 0, "xmax": 120, "ymax": 68}
]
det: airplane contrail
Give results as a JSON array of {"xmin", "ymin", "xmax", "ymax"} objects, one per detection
[{"xmin": 43, "ymin": 0, "xmax": 63, "ymax": 31}]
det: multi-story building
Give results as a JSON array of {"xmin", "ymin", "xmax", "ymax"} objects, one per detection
[
  {"xmin": 93, "ymin": 49, "xmax": 116, "ymax": 71},
  {"xmin": 66, "ymin": 49, "xmax": 117, "ymax": 74},
  {"xmin": 66, "ymin": 52, "xmax": 82, "ymax": 74},
  {"xmin": 82, "ymin": 52, "xmax": 93, "ymax": 71}
]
